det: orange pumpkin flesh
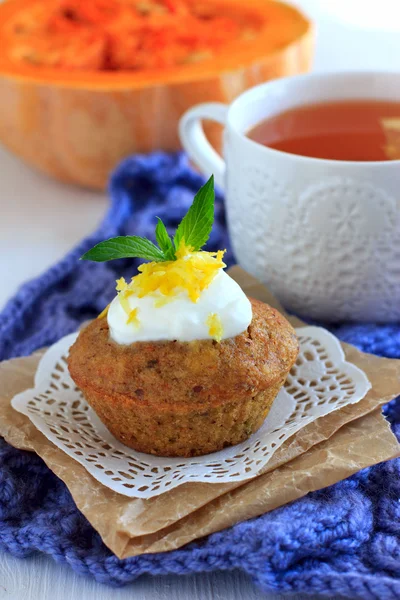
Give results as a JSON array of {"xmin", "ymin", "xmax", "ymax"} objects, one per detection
[
  {"xmin": 0, "ymin": 0, "xmax": 313, "ymax": 189},
  {"xmin": 2, "ymin": 0, "xmax": 244, "ymax": 71}
]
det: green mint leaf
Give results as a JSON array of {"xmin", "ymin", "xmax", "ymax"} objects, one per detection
[
  {"xmin": 80, "ymin": 176, "xmax": 217, "ymax": 265},
  {"xmin": 81, "ymin": 236, "xmax": 165, "ymax": 262},
  {"xmin": 174, "ymin": 175, "xmax": 214, "ymax": 252},
  {"xmin": 155, "ymin": 217, "xmax": 175, "ymax": 261}
]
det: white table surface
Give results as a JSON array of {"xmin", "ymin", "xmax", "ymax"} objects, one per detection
[{"xmin": 1, "ymin": 1, "xmax": 400, "ymax": 598}]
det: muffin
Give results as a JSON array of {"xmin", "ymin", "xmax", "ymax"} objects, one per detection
[
  {"xmin": 68, "ymin": 297, "xmax": 298, "ymax": 457},
  {"xmin": 68, "ymin": 176, "xmax": 298, "ymax": 457}
]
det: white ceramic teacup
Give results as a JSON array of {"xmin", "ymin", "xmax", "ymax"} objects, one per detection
[{"xmin": 179, "ymin": 71, "xmax": 400, "ymax": 322}]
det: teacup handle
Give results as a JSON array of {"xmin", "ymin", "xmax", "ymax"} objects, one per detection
[{"xmin": 179, "ymin": 103, "xmax": 228, "ymax": 190}]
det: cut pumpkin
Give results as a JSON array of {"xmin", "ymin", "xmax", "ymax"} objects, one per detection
[{"xmin": 0, "ymin": 0, "xmax": 313, "ymax": 189}]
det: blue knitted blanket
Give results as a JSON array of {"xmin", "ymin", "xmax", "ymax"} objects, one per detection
[{"xmin": 1, "ymin": 152, "xmax": 400, "ymax": 599}]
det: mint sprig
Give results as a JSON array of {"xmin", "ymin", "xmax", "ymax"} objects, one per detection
[
  {"xmin": 81, "ymin": 175, "xmax": 215, "ymax": 263},
  {"xmin": 81, "ymin": 236, "xmax": 165, "ymax": 263}
]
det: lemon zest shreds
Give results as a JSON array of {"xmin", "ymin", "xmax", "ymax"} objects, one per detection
[
  {"xmin": 129, "ymin": 241, "xmax": 226, "ymax": 304},
  {"xmin": 154, "ymin": 296, "xmax": 174, "ymax": 308},
  {"xmin": 119, "ymin": 290, "xmax": 133, "ymax": 316},
  {"xmin": 116, "ymin": 277, "xmax": 128, "ymax": 291},
  {"xmin": 126, "ymin": 308, "xmax": 140, "ymax": 327},
  {"xmin": 175, "ymin": 240, "xmax": 194, "ymax": 260},
  {"xmin": 97, "ymin": 303, "xmax": 110, "ymax": 319},
  {"xmin": 206, "ymin": 313, "xmax": 223, "ymax": 342}
]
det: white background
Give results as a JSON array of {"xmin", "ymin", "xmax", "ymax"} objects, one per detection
[{"xmin": 1, "ymin": 0, "xmax": 400, "ymax": 598}]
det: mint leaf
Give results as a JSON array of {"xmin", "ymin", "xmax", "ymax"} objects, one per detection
[
  {"xmin": 81, "ymin": 236, "xmax": 165, "ymax": 262},
  {"xmin": 174, "ymin": 175, "xmax": 214, "ymax": 251},
  {"xmin": 81, "ymin": 176, "xmax": 216, "ymax": 265},
  {"xmin": 155, "ymin": 217, "xmax": 175, "ymax": 260}
]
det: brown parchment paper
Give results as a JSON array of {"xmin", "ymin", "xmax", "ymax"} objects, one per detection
[{"xmin": 0, "ymin": 267, "xmax": 399, "ymax": 559}]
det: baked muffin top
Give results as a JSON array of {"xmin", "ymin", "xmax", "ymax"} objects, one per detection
[{"xmin": 68, "ymin": 298, "xmax": 298, "ymax": 410}]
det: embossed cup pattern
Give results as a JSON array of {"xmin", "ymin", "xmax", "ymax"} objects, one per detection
[
  {"xmin": 225, "ymin": 146, "xmax": 400, "ymax": 321},
  {"xmin": 179, "ymin": 73, "xmax": 400, "ymax": 322}
]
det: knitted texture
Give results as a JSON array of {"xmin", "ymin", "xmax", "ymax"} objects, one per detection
[{"xmin": 0, "ymin": 152, "xmax": 400, "ymax": 599}]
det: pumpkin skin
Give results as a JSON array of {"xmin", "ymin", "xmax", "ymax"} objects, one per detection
[{"xmin": 0, "ymin": 0, "xmax": 313, "ymax": 189}]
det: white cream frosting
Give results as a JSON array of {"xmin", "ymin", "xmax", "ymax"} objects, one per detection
[{"xmin": 107, "ymin": 270, "xmax": 252, "ymax": 344}]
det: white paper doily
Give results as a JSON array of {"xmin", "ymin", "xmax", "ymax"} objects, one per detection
[{"xmin": 11, "ymin": 326, "xmax": 371, "ymax": 498}]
